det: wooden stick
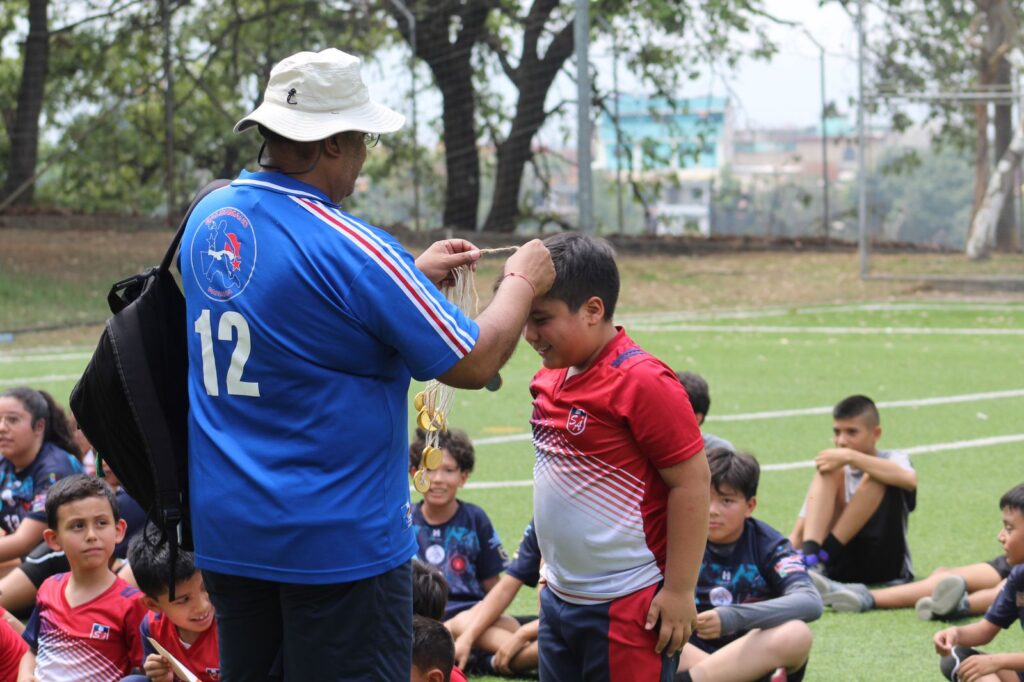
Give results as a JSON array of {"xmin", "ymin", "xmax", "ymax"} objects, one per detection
[{"xmin": 478, "ymin": 246, "xmax": 519, "ymax": 256}]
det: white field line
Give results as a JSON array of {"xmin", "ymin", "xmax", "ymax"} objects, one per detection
[
  {"xmin": 459, "ymin": 433, "xmax": 1024, "ymax": 490},
  {"xmin": 620, "ymin": 301, "xmax": 1024, "ymax": 325},
  {"xmin": 0, "ymin": 352, "xmax": 92, "ymax": 364},
  {"xmin": 472, "ymin": 388, "xmax": 1024, "ymax": 446},
  {"xmin": 630, "ymin": 323, "xmax": 1024, "ymax": 336},
  {"xmin": 0, "ymin": 374, "xmax": 82, "ymax": 387}
]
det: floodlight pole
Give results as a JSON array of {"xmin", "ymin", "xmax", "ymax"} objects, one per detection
[
  {"xmin": 160, "ymin": 0, "xmax": 175, "ymax": 226},
  {"xmin": 389, "ymin": 0, "xmax": 420, "ymax": 231},
  {"xmin": 575, "ymin": 0, "xmax": 594, "ymax": 233},
  {"xmin": 856, "ymin": 0, "xmax": 868, "ymax": 277},
  {"xmin": 597, "ymin": 16, "xmax": 624, "ymax": 236},
  {"xmin": 803, "ymin": 29, "xmax": 830, "ymax": 246}
]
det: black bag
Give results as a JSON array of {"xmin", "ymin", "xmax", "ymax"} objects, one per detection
[{"xmin": 70, "ymin": 180, "xmax": 229, "ymax": 560}]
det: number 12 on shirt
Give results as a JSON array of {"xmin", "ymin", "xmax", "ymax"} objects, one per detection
[{"xmin": 194, "ymin": 309, "xmax": 261, "ymax": 397}]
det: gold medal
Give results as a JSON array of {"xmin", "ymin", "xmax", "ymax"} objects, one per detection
[
  {"xmin": 413, "ymin": 468, "xmax": 431, "ymax": 493},
  {"xmin": 422, "ymin": 446, "xmax": 443, "ymax": 470},
  {"xmin": 417, "ymin": 410, "xmax": 437, "ymax": 431},
  {"xmin": 414, "ymin": 392, "xmax": 425, "ymax": 411}
]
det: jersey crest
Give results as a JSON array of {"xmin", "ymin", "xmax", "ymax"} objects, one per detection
[
  {"xmin": 566, "ymin": 406, "xmax": 588, "ymax": 435},
  {"xmin": 190, "ymin": 206, "xmax": 257, "ymax": 301}
]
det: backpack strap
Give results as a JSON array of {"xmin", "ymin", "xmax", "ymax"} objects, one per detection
[
  {"xmin": 160, "ymin": 178, "xmax": 232, "ymax": 273},
  {"xmin": 119, "ymin": 178, "xmax": 229, "ymax": 599}
]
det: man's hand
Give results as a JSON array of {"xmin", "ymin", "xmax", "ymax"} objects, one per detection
[
  {"xmin": 493, "ymin": 629, "xmax": 530, "ymax": 674},
  {"xmin": 644, "ymin": 587, "xmax": 696, "ymax": 655},
  {"xmin": 142, "ymin": 653, "xmax": 174, "ymax": 682},
  {"xmin": 694, "ymin": 609, "xmax": 722, "ymax": 640},
  {"xmin": 957, "ymin": 653, "xmax": 1003, "ymax": 682},
  {"xmin": 501, "ymin": 239, "xmax": 555, "ymax": 299},
  {"xmin": 415, "ymin": 239, "xmax": 481, "ymax": 286},
  {"xmin": 933, "ymin": 626, "xmax": 959, "ymax": 656},
  {"xmin": 814, "ymin": 448, "xmax": 851, "ymax": 473}
]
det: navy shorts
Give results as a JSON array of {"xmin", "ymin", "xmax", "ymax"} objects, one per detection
[
  {"xmin": 538, "ymin": 583, "xmax": 678, "ymax": 682},
  {"xmin": 986, "ymin": 555, "xmax": 1013, "ymax": 579}
]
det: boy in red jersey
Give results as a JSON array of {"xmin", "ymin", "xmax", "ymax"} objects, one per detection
[
  {"xmin": 122, "ymin": 526, "xmax": 218, "ymax": 682},
  {"xmin": 522, "ymin": 232, "xmax": 710, "ymax": 682},
  {"xmin": 18, "ymin": 474, "xmax": 148, "ymax": 682}
]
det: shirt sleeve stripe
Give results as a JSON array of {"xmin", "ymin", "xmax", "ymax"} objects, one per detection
[
  {"xmin": 325, "ymin": 207, "xmax": 477, "ymax": 350},
  {"xmin": 293, "ymin": 197, "xmax": 474, "ymax": 358}
]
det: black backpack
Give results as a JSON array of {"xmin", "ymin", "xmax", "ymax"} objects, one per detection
[{"xmin": 70, "ymin": 180, "xmax": 228, "ymax": 571}]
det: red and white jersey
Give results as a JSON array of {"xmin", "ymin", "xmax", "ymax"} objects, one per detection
[
  {"xmin": 530, "ymin": 329, "xmax": 704, "ymax": 604},
  {"xmin": 24, "ymin": 573, "xmax": 148, "ymax": 682},
  {"xmin": 142, "ymin": 610, "xmax": 220, "ymax": 682}
]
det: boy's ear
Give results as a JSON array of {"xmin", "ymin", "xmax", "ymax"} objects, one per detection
[
  {"xmin": 141, "ymin": 595, "xmax": 162, "ymax": 612},
  {"xmin": 872, "ymin": 424, "xmax": 882, "ymax": 442},
  {"xmin": 582, "ymin": 295, "xmax": 605, "ymax": 323},
  {"xmin": 427, "ymin": 670, "xmax": 445, "ymax": 682},
  {"xmin": 745, "ymin": 496, "xmax": 758, "ymax": 517},
  {"xmin": 114, "ymin": 518, "xmax": 127, "ymax": 545},
  {"xmin": 43, "ymin": 528, "xmax": 61, "ymax": 552}
]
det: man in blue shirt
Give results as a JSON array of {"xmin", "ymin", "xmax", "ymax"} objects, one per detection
[{"xmin": 180, "ymin": 48, "xmax": 554, "ymax": 681}]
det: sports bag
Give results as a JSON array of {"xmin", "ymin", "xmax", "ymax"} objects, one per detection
[{"xmin": 70, "ymin": 180, "xmax": 229, "ymax": 562}]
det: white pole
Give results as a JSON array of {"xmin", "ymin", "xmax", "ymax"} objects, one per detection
[{"xmin": 576, "ymin": 0, "xmax": 594, "ymax": 233}]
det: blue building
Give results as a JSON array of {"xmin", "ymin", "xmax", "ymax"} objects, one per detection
[{"xmin": 596, "ymin": 95, "xmax": 733, "ymax": 235}]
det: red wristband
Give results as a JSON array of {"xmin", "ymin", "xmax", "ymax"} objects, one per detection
[{"xmin": 504, "ymin": 272, "xmax": 537, "ymax": 297}]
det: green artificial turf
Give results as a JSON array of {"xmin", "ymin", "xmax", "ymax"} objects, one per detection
[{"xmin": 2, "ymin": 299, "xmax": 1023, "ymax": 681}]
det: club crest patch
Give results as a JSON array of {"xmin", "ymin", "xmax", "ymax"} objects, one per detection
[
  {"xmin": 90, "ymin": 623, "xmax": 111, "ymax": 640},
  {"xmin": 190, "ymin": 206, "xmax": 257, "ymax": 302},
  {"xmin": 567, "ymin": 407, "xmax": 588, "ymax": 435}
]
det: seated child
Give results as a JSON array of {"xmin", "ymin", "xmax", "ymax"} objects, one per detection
[
  {"xmin": 810, "ymin": 556, "xmax": 1007, "ymax": 619},
  {"xmin": 525, "ymin": 232, "xmax": 710, "ymax": 680},
  {"xmin": 412, "ymin": 562, "xmax": 467, "ymax": 682},
  {"xmin": 933, "ymin": 483, "xmax": 1024, "ymax": 682},
  {"xmin": 453, "ymin": 519, "xmax": 541, "ymax": 677},
  {"xmin": 678, "ymin": 449, "xmax": 822, "ymax": 682},
  {"xmin": 0, "ymin": 606, "xmax": 26, "ymax": 682},
  {"xmin": 676, "ymin": 371, "xmax": 734, "ymax": 452},
  {"xmin": 121, "ymin": 524, "xmax": 219, "ymax": 682},
  {"xmin": 19, "ymin": 474, "xmax": 148, "ymax": 682},
  {"xmin": 412, "ymin": 615, "xmax": 457, "ymax": 682},
  {"xmin": 789, "ymin": 394, "xmax": 917, "ymax": 584},
  {"xmin": 409, "ymin": 427, "xmax": 509, "ymax": 624}
]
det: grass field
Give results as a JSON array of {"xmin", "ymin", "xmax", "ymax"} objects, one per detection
[{"xmin": 2, "ymin": 235, "xmax": 1024, "ymax": 680}]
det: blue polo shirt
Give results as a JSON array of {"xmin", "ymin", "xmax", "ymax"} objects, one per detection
[{"xmin": 180, "ymin": 171, "xmax": 479, "ymax": 584}]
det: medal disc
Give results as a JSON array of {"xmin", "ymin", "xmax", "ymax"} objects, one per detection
[
  {"xmin": 413, "ymin": 468, "xmax": 431, "ymax": 493},
  {"xmin": 423, "ymin": 446, "xmax": 443, "ymax": 470}
]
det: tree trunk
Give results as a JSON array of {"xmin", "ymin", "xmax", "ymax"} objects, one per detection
[
  {"xmin": 990, "ymin": 0, "xmax": 1020, "ymax": 252},
  {"xmin": 2, "ymin": 0, "xmax": 49, "ymax": 208},
  {"xmin": 966, "ymin": 109, "xmax": 1024, "ymax": 258},
  {"xmin": 482, "ymin": 3, "xmax": 574, "ymax": 232},
  {"xmin": 388, "ymin": 2, "xmax": 490, "ymax": 232}
]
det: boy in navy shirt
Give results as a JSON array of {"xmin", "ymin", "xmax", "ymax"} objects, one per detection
[
  {"xmin": 453, "ymin": 519, "xmax": 542, "ymax": 677},
  {"xmin": 934, "ymin": 483, "xmax": 1024, "ymax": 682},
  {"xmin": 678, "ymin": 449, "xmax": 822, "ymax": 682},
  {"xmin": 409, "ymin": 428, "xmax": 509, "ymax": 622}
]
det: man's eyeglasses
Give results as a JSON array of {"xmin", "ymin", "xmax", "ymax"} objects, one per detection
[{"xmin": 363, "ymin": 133, "xmax": 381, "ymax": 148}]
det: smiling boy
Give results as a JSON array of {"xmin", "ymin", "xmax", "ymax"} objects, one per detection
[
  {"xmin": 18, "ymin": 474, "xmax": 147, "ymax": 682},
  {"xmin": 933, "ymin": 483, "xmax": 1024, "ymax": 682},
  {"xmin": 525, "ymin": 232, "xmax": 710, "ymax": 682},
  {"xmin": 122, "ymin": 526, "xmax": 219, "ymax": 682},
  {"xmin": 789, "ymin": 395, "xmax": 917, "ymax": 584},
  {"xmin": 678, "ymin": 449, "xmax": 821, "ymax": 682}
]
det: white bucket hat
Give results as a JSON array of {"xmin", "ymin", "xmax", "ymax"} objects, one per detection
[{"xmin": 234, "ymin": 48, "xmax": 405, "ymax": 141}]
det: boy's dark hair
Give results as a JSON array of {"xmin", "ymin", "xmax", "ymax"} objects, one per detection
[
  {"xmin": 2, "ymin": 387, "xmax": 80, "ymax": 458},
  {"xmin": 412, "ymin": 614, "xmax": 454, "ymax": 682},
  {"xmin": 412, "ymin": 559, "xmax": 449, "ymax": 621},
  {"xmin": 45, "ymin": 474, "xmax": 119, "ymax": 529},
  {"xmin": 707, "ymin": 448, "xmax": 760, "ymax": 499},
  {"xmin": 999, "ymin": 483, "xmax": 1024, "ymax": 515},
  {"xmin": 542, "ymin": 232, "xmax": 619, "ymax": 320},
  {"xmin": 128, "ymin": 523, "xmax": 198, "ymax": 599},
  {"xmin": 833, "ymin": 395, "xmax": 880, "ymax": 427},
  {"xmin": 409, "ymin": 427, "xmax": 475, "ymax": 472},
  {"xmin": 676, "ymin": 371, "xmax": 710, "ymax": 418}
]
